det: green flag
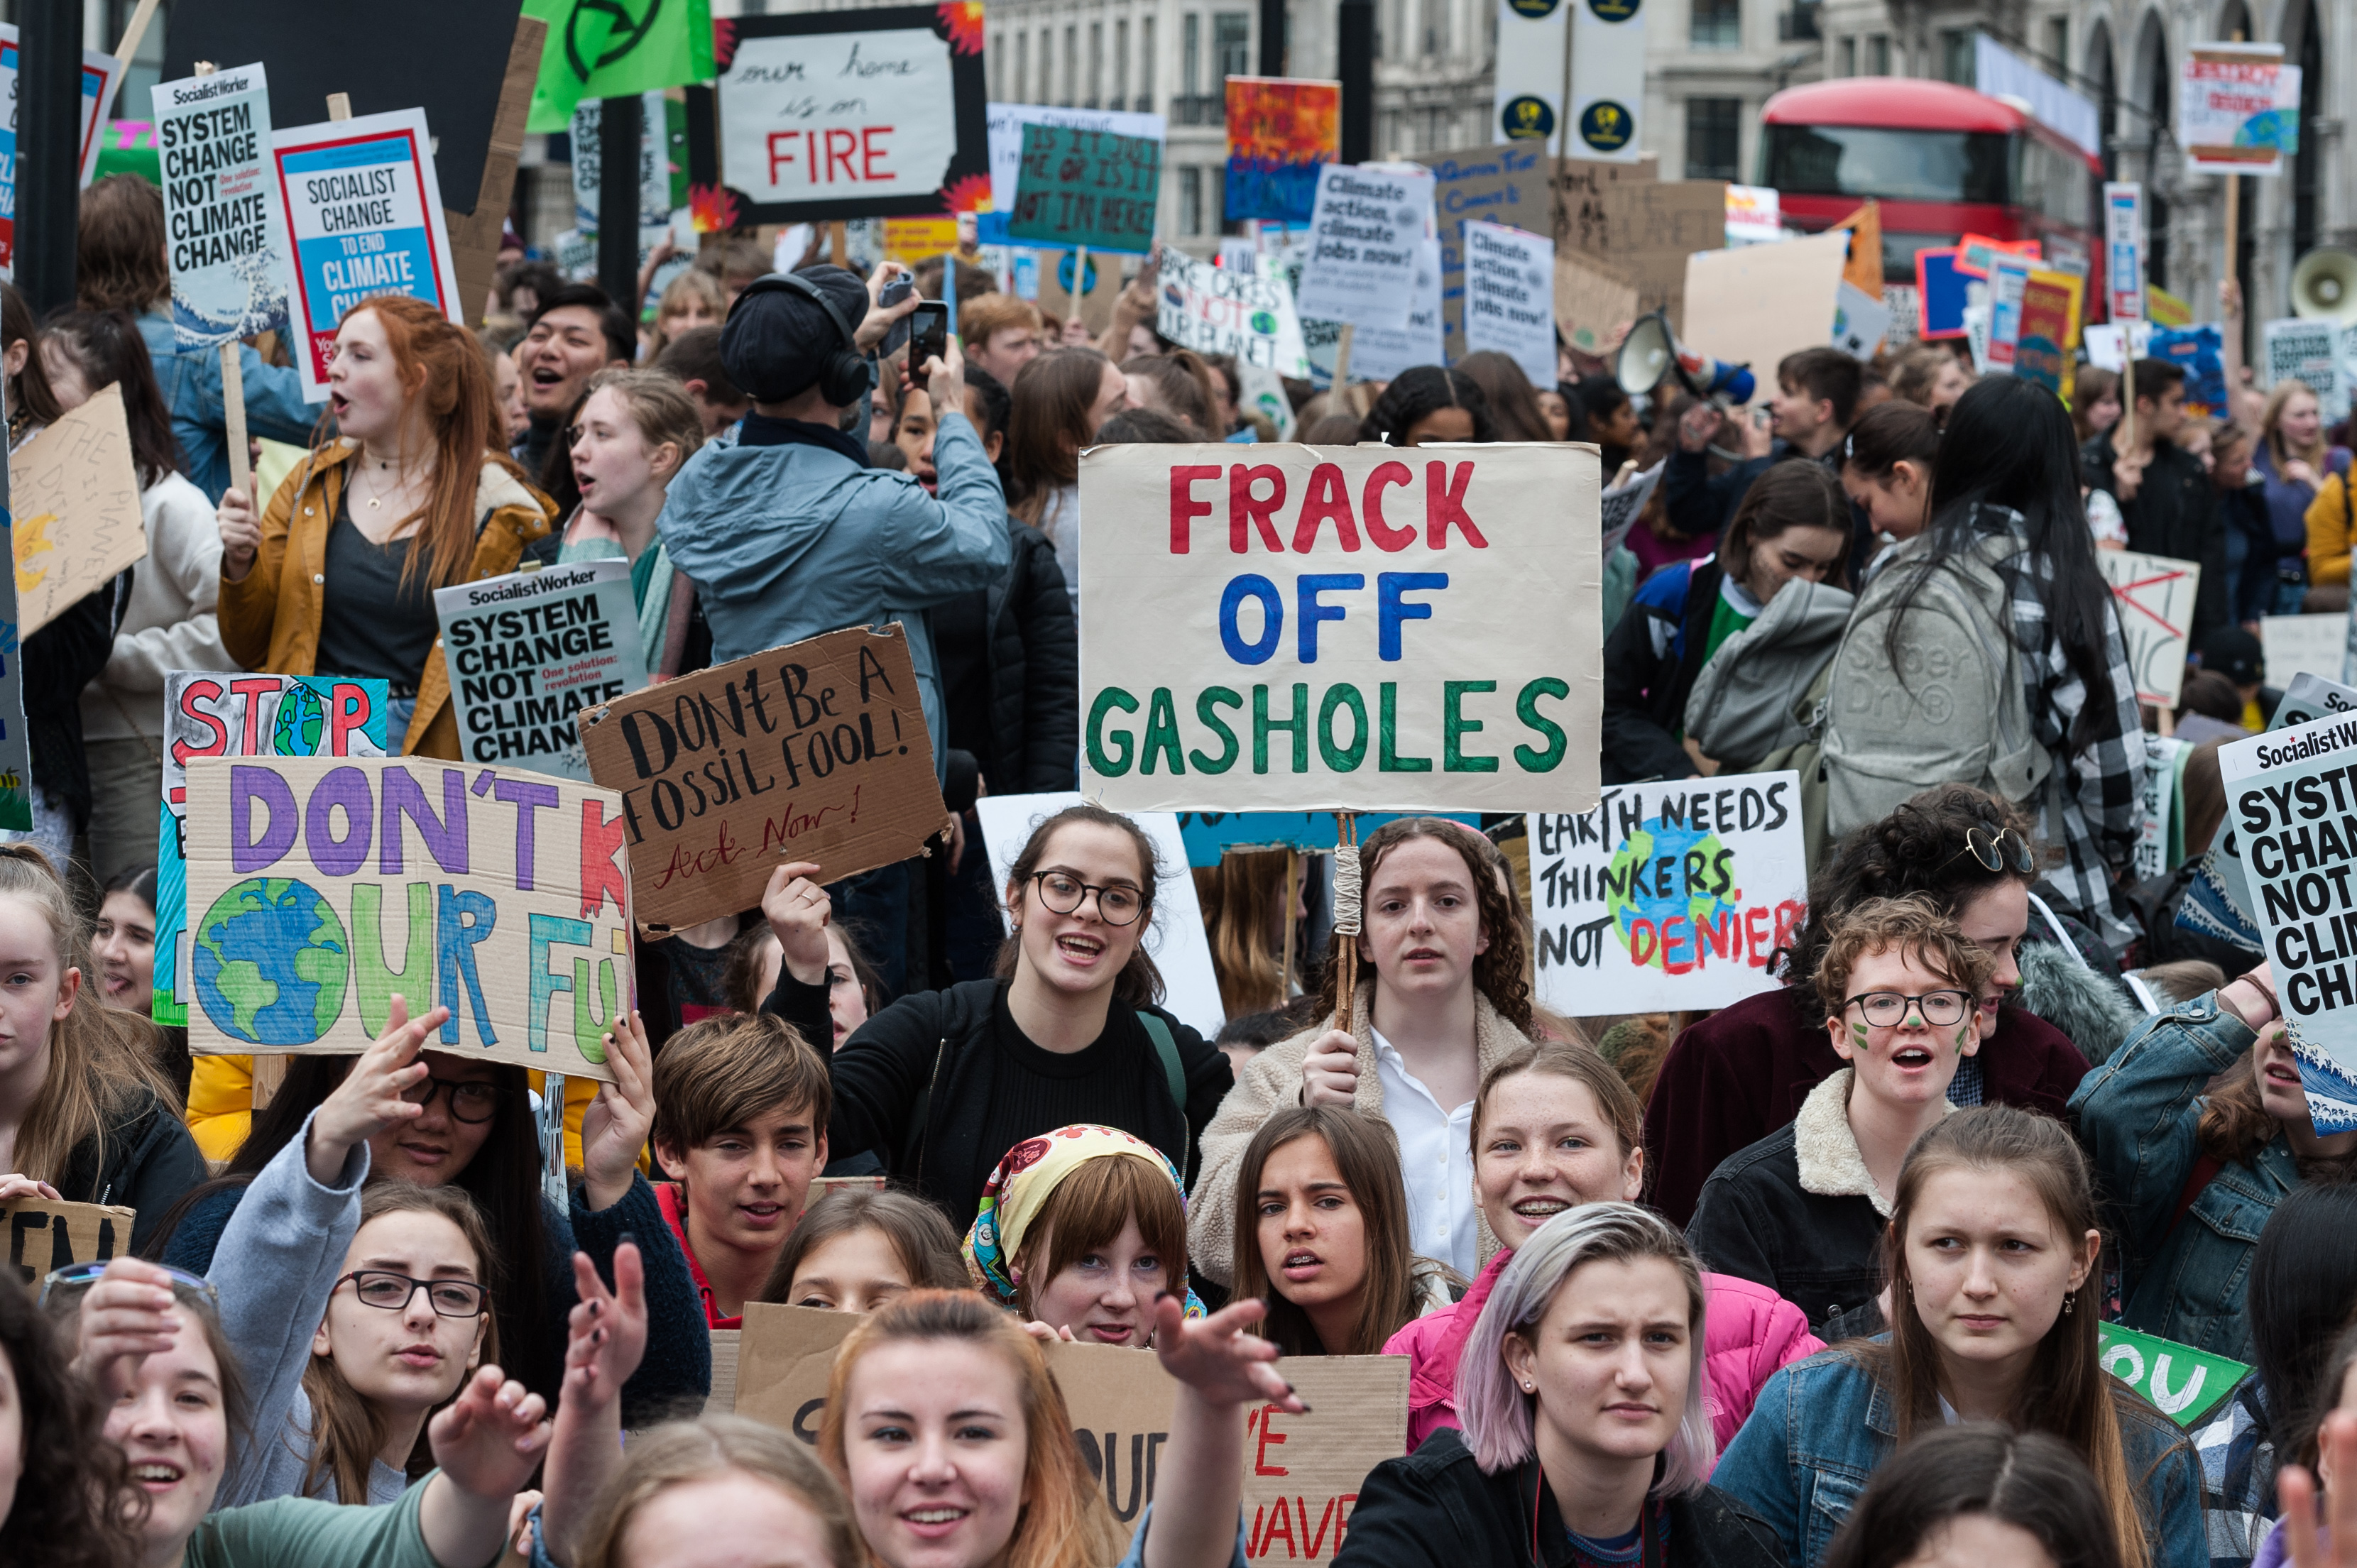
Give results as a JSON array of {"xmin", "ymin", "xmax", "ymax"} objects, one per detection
[
  {"xmin": 525, "ymin": 0, "xmax": 716, "ymax": 135},
  {"xmin": 2096, "ymin": 1322, "xmax": 2250, "ymax": 1427}
]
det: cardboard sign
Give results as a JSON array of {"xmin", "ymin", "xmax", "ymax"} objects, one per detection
[
  {"xmin": 736, "ymin": 1302, "xmax": 1409, "ymax": 1552},
  {"xmin": 0, "ymin": 26, "xmax": 122, "ymax": 273},
  {"xmin": 1832, "ymin": 280, "xmax": 1891, "ymax": 361},
  {"xmin": 1038, "ymin": 247, "xmax": 1119, "ymax": 334},
  {"xmin": 2099, "ymin": 551, "xmax": 2201, "ymax": 707},
  {"xmin": 2264, "ymin": 613, "xmax": 2347, "ymax": 686},
  {"xmin": 1077, "ymin": 442, "xmax": 1602, "ymax": 815},
  {"xmin": 1171, "ymin": 809, "xmax": 1478, "ymax": 867},
  {"xmin": 1156, "ymin": 248, "xmax": 1311, "ymax": 377},
  {"xmin": 1224, "ymin": 77, "xmax": 1340, "ymax": 225},
  {"xmin": 153, "ymin": 64, "xmax": 292, "ymax": 348},
  {"xmin": 1295, "ymin": 163, "xmax": 1433, "ymax": 329},
  {"xmin": 1007, "ymin": 124, "xmax": 1160, "ymax": 257},
  {"xmin": 2104, "ymin": 182, "xmax": 2145, "ymax": 322},
  {"xmin": 156, "ymin": 675, "xmax": 392, "ymax": 1030},
  {"xmin": 2137, "ymin": 734, "xmax": 2189, "ymax": 882},
  {"xmin": 1461, "ymin": 220, "xmax": 1557, "ymax": 388},
  {"xmin": 713, "ymin": 7, "xmax": 990, "ymax": 224},
  {"xmin": 9, "ymin": 385, "xmax": 147, "ymax": 637},
  {"xmin": 2266, "ymin": 317, "xmax": 2346, "ymax": 421},
  {"xmin": 2179, "ymin": 43, "xmax": 2288, "ymax": 171},
  {"xmin": 2, "ymin": 1198, "xmax": 136, "ymax": 1283},
  {"xmin": 1526, "ymin": 774, "xmax": 1808, "ymax": 1013},
  {"xmin": 1680, "ymin": 232, "xmax": 1850, "ymax": 409},
  {"xmin": 434, "ymin": 559, "xmax": 650, "ymax": 781},
  {"xmin": 1554, "ymin": 166, "xmax": 1722, "ymax": 333},
  {"xmin": 2099, "ymin": 1322, "xmax": 2248, "ymax": 1427},
  {"xmin": 987, "ymin": 104, "xmax": 1168, "ymax": 221},
  {"xmin": 0, "ymin": 500, "xmax": 30, "ymax": 833},
  {"xmin": 1345, "ymin": 239, "xmax": 1446, "ymax": 385},
  {"xmin": 273, "ymin": 108, "xmax": 461, "ymax": 402},
  {"xmin": 577, "ymin": 626, "xmax": 946, "ymax": 933},
  {"xmin": 1831, "ymin": 201, "xmax": 1883, "ymax": 295},
  {"xmin": 181, "ymin": 755, "xmax": 631, "ymax": 1081},
  {"xmin": 974, "ymin": 792, "xmax": 1226, "ymax": 1040},
  {"xmin": 2218, "ymin": 713, "xmax": 2357, "ymax": 1130},
  {"xmin": 1554, "ymin": 249, "xmax": 1639, "ymax": 357}
]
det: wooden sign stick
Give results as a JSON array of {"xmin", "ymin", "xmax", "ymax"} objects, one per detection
[
  {"xmin": 111, "ymin": 0, "xmax": 160, "ymax": 67},
  {"xmin": 190, "ymin": 62, "xmax": 256, "ymax": 505}
]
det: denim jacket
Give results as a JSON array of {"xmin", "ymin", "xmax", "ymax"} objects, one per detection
[
  {"xmin": 2070, "ymin": 991, "xmax": 2299, "ymax": 1361},
  {"xmin": 1712, "ymin": 1349, "xmax": 2206, "ymax": 1568}
]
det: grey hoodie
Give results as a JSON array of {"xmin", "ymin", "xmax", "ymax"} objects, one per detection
[{"xmin": 208, "ymin": 1112, "xmax": 405, "ymax": 1507}]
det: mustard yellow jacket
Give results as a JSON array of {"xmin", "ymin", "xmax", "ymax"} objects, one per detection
[{"xmin": 217, "ymin": 441, "xmax": 554, "ymax": 755}]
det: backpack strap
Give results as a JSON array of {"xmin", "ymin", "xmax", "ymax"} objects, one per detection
[{"xmin": 1135, "ymin": 1010, "xmax": 1190, "ymax": 1172}]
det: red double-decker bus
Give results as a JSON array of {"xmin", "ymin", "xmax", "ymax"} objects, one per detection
[{"xmin": 1760, "ymin": 77, "xmax": 2106, "ymax": 312}]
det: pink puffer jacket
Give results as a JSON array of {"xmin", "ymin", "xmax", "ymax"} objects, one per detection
[{"xmin": 1383, "ymin": 1249, "xmax": 1822, "ymax": 1466}]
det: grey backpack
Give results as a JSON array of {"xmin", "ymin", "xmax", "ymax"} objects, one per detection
[{"xmin": 1683, "ymin": 576, "xmax": 1856, "ymax": 773}]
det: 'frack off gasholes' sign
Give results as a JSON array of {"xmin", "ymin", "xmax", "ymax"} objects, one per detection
[
  {"xmin": 1526, "ymin": 773, "xmax": 1809, "ymax": 1013},
  {"xmin": 1078, "ymin": 443, "xmax": 1602, "ymax": 814},
  {"xmin": 182, "ymin": 756, "xmax": 631, "ymax": 1081}
]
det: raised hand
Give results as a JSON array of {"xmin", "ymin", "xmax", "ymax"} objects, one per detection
[
  {"xmin": 70, "ymin": 1258, "xmax": 184, "ymax": 1401},
  {"xmin": 309, "ymin": 993, "xmax": 451, "ymax": 1183},
  {"xmin": 562, "ymin": 1241, "xmax": 648, "ymax": 1408},
  {"xmin": 580, "ymin": 1011, "xmax": 655, "ymax": 1212},
  {"xmin": 217, "ymin": 488, "xmax": 262, "ymax": 580},
  {"xmin": 1152, "ymin": 1295, "xmax": 1306, "ymax": 1413},
  {"xmin": 1300, "ymin": 1029, "xmax": 1359, "ymax": 1107},
  {"xmin": 762, "ymin": 860, "xmax": 834, "ymax": 985},
  {"xmin": 430, "ymin": 1365, "xmax": 552, "ymax": 1498},
  {"xmin": 2280, "ymin": 1411, "xmax": 2357, "ymax": 1568}
]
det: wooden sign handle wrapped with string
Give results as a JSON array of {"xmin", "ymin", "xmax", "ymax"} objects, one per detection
[{"xmin": 1331, "ymin": 812, "xmax": 1360, "ymax": 1028}]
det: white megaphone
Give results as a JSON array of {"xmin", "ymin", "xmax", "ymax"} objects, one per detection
[
  {"xmin": 2293, "ymin": 248, "xmax": 2357, "ymax": 324},
  {"xmin": 1615, "ymin": 311, "xmax": 1756, "ymax": 405}
]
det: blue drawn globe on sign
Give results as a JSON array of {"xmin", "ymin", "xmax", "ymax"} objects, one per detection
[
  {"xmin": 272, "ymin": 684, "xmax": 326, "ymax": 755},
  {"xmin": 192, "ymin": 878, "xmax": 350, "ymax": 1045},
  {"xmin": 1600, "ymin": 817, "xmax": 1738, "ymax": 967}
]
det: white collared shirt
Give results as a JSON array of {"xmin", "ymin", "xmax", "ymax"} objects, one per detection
[{"xmin": 1370, "ymin": 1026, "xmax": 1480, "ymax": 1277}]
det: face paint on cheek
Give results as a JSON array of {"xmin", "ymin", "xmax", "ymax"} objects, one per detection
[
  {"xmin": 1955, "ymin": 1024, "xmax": 1971, "ymax": 1049},
  {"xmin": 1852, "ymin": 1023, "xmax": 1870, "ymax": 1048}
]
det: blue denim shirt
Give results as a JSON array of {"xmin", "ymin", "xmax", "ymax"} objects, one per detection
[
  {"xmin": 1712, "ymin": 1349, "xmax": 2206, "ymax": 1568},
  {"xmin": 2070, "ymin": 991, "xmax": 2299, "ymax": 1361},
  {"xmin": 136, "ymin": 310, "xmax": 319, "ymax": 503}
]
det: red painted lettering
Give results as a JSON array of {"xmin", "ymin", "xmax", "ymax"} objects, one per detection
[
  {"xmin": 1660, "ymin": 914, "xmax": 1696, "ymax": 974},
  {"xmin": 1628, "ymin": 916, "xmax": 1657, "ymax": 966},
  {"xmin": 1230, "ymin": 464, "xmax": 1286, "ymax": 552},
  {"xmin": 1424, "ymin": 459, "xmax": 1487, "ymax": 547},
  {"xmin": 1361, "ymin": 461, "xmax": 1415, "ymax": 550},
  {"xmin": 330, "ymin": 682, "xmax": 371, "ymax": 756},
  {"xmin": 1253, "ymin": 1402, "xmax": 1291, "ymax": 1474},
  {"xmin": 1772, "ymin": 898, "xmax": 1805, "ymax": 955},
  {"xmin": 1291, "ymin": 462, "xmax": 1362, "ymax": 552},
  {"xmin": 579, "ymin": 800, "xmax": 630, "ymax": 919},
  {"xmin": 1169, "ymin": 465, "xmax": 1220, "ymax": 552},
  {"xmin": 860, "ymin": 125, "xmax": 892, "ymax": 179},
  {"xmin": 1744, "ymin": 906, "xmax": 1771, "ymax": 965},
  {"xmin": 825, "ymin": 128, "xmax": 859, "ymax": 182},
  {"xmin": 766, "ymin": 131, "xmax": 802, "ymax": 185},
  {"xmin": 230, "ymin": 676, "xmax": 282, "ymax": 753},
  {"xmin": 171, "ymin": 679, "xmax": 228, "ymax": 768}
]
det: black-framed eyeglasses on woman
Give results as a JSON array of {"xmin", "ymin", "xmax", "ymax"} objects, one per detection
[
  {"xmin": 1940, "ymin": 823, "xmax": 2037, "ymax": 876},
  {"xmin": 1844, "ymin": 989, "xmax": 1974, "ymax": 1029},
  {"xmin": 401, "ymin": 1076, "xmax": 505, "ymax": 1124},
  {"xmin": 335, "ymin": 1271, "xmax": 490, "ymax": 1317},
  {"xmin": 1029, "ymin": 871, "xmax": 1145, "ymax": 926}
]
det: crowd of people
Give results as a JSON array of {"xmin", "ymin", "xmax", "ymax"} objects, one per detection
[{"xmin": 3, "ymin": 179, "xmax": 2356, "ymax": 1568}]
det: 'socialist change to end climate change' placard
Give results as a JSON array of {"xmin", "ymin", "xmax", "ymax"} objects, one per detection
[
  {"xmin": 2220, "ymin": 712, "xmax": 2357, "ymax": 1131},
  {"xmin": 1077, "ymin": 442, "xmax": 1601, "ymax": 814}
]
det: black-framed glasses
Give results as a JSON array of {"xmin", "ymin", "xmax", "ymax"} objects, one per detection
[
  {"xmin": 335, "ymin": 1271, "xmax": 490, "ymax": 1318},
  {"xmin": 1029, "ymin": 870, "xmax": 1144, "ymax": 926},
  {"xmin": 401, "ymin": 1076, "xmax": 505, "ymax": 1124},
  {"xmin": 1845, "ymin": 989, "xmax": 1974, "ymax": 1029},
  {"xmin": 1940, "ymin": 823, "xmax": 2037, "ymax": 877},
  {"xmin": 39, "ymin": 1260, "xmax": 218, "ymax": 1308}
]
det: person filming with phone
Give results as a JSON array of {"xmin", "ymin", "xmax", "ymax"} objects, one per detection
[{"xmin": 657, "ymin": 262, "xmax": 1010, "ymax": 986}]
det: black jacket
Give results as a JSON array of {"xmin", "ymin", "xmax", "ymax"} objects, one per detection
[
  {"xmin": 1601, "ymin": 557, "xmax": 1723, "ymax": 784},
  {"xmin": 765, "ymin": 973, "xmax": 1231, "ymax": 1227},
  {"xmin": 58, "ymin": 1082, "xmax": 206, "ymax": 1255},
  {"xmin": 2219, "ymin": 480, "xmax": 2280, "ymax": 625},
  {"xmin": 1335, "ymin": 1428, "xmax": 1783, "ymax": 1568},
  {"xmin": 2084, "ymin": 432, "xmax": 2228, "ymax": 645},
  {"xmin": 26, "ymin": 576, "xmax": 124, "ymax": 829},
  {"xmin": 1684, "ymin": 1110, "xmax": 1888, "ymax": 1334},
  {"xmin": 934, "ymin": 519, "xmax": 1078, "ymax": 794}
]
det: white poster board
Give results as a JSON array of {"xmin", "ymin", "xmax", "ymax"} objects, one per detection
[
  {"xmin": 719, "ymin": 25, "xmax": 961, "ymax": 211},
  {"xmin": 0, "ymin": 26, "xmax": 121, "ymax": 275},
  {"xmin": 2178, "ymin": 43, "xmax": 2291, "ymax": 174},
  {"xmin": 152, "ymin": 64, "xmax": 292, "ymax": 348},
  {"xmin": 2263, "ymin": 612, "xmax": 2348, "ymax": 686},
  {"xmin": 2265, "ymin": 317, "xmax": 2346, "ymax": 421},
  {"xmin": 1461, "ymin": 219, "xmax": 1558, "ymax": 388},
  {"xmin": 432, "ymin": 559, "xmax": 650, "ymax": 781},
  {"xmin": 1295, "ymin": 163, "xmax": 1432, "ymax": 329},
  {"xmin": 2136, "ymin": 733, "xmax": 2187, "ymax": 881},
  {"xmin": 974, "ymin": 791, "xmax": 1225, "ymax": 1039},
  {"xmin": 1489, "ymin": 0, "xmax": 1568, "ymax": 153},
  {"xmin": 2104, "ymin": 182, "xmax": 2145, "ymax": 322},
  {"xmin": 1526, "ymin": 772, "xmax": 1808, "ymax": 1013},
  {"xmin": 1346, "ymin": 238, "xmax": 1445, "ymax": 384},
  {"xmin": 987, "ymin": 103, "xmax": 1167, "ymax": 216},
  {"xmin": 2099, "ymin": 550, "xmax": 2201, "ymax": 707},
  {"xmin": 1156, "ymin": 248, "xmax": 1311, "ymax": 377},
  {"xmin": 1680, "ymin": 232, "xmax": 1850, "ymax": 409}
]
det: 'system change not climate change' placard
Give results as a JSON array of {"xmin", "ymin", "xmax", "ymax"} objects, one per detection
[
  {"xmin": 1078, "ymin": 442, "xmax": 1601, "ymax": 814},
  {"xmin": 434, "ymin": 558, "xmax": 650, "ymax": 780},
  {"xmin": 182, "ymin": 756, "xmax": 632, "ymax": 1081}
]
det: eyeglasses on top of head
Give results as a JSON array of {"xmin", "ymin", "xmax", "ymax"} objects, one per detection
[
  {"xmin": 1940, "ymin": 823, "xmax": 2037, "ymax": 877},
  {"xmin": 39, "ymin": 1260, "xmax": 218, "ymax": 1308}
]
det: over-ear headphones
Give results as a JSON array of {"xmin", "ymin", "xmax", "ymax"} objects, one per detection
[{"xmin": 731, "ymin": 270, "xmax": 875, "ymax": 407}]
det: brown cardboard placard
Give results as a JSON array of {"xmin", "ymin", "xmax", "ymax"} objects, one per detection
[
  {"xmin": 734, "ymin": 1301, "xmax": 862, "ymax": 1428},
  {"xmin": 3, "ymin": 1198, "xmax": 137, "ymax": 1283},
  {"xmin": 706, "ymin": 1327, "xmax": 742, "ymax": 1417},
  {"xmin": 10, "ymin": 383, "xmax": 148, "ymax": 637},
  {"xmin": 1680, "ymin": 231, "xmax": 1852, "ymax": 408},
  {"xmin": 577, "ymin": 626, "xmax": 946, "ymax": 933},
  {"xmin": 446, "ymin": 14, "xmax": 542, "ymax": 328},
  {"xmin": 1034, "ymin": 249, "xmax": 1122, "ymax": 336},
  {"xmin": 1554, "ymin": 250, "xmax": 1641, "ymax": 358},
  {"xmin": 803, "ymin": 1174, "xmax": 888, "ymax": 1214},
  {"xmin": 1559, "ymin": 175, "xmax": 1727, "ymax": 332},
  {"xmin": 180, "ymin": 755, "xmax": 632, "ymax": 1080}
]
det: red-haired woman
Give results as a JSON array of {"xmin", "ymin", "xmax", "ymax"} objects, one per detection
[{"xmin": 214, "ymin": 294, "xmax": 556, "ymax": 755}]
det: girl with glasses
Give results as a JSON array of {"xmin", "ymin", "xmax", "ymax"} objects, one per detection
[
  {"xmin": 1688, "ymin": 897, "xmax": 1992, "ymax": 1333},
  {"xmin": 762, "ymin": 804, "xmax": 1230, "ymax": 1238}
]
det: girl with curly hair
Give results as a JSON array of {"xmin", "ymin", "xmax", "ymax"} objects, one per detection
[{"xmin": 0, "ymin": 1268, "xmax": 143, "ymax": 1568}]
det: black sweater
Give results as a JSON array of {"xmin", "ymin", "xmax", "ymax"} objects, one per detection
[
  {"xmin": 767, "ymin": 974, "xmax": 1231, "ymax": 1229},
  {"xmin": 933, "ymin": 518, "xmax": 1079, "ymax": 794},
  {"xmin": 56, "ymin": 1082, "xmax": 207, "ymax": 1255}
]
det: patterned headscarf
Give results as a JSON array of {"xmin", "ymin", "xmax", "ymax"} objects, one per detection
[{"xmin": 962, "ymin": 1124, "xmax": 1206, "ymax": 1320}]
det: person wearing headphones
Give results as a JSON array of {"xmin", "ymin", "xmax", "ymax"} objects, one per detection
[{"xmin": 655, "ymin": 263, "xmax": 1009, "ymax": 988}]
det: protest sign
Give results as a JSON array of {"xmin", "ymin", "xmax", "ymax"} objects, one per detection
[
  {"xmin": 1681, "ymin": 232, "xmax": 1850, "ymax": 408},
  {"xmin": 1913, "ymin": 248, "xmax": 1970, "ymax": 339},
  {"xmin": 569, "ymin": 92, "xmax": 679, "ymax": 236},
  {"xmin": 2198, "ymin": 671, "xmax": 2357, "ymax": 945},
  {"xmin": 1832, "ymin": 280, "xmax": 1891, "ymax": 361},
  {"xmin": 2217, "ymin": 713, "xmax": 2357, "ymax": 1131},
  {"xmin": 1601, "ymin": 462, "xmax": 1661, "ymax": 548},
  {"xmin": 1568, "ymin": 0, "xmax": 1645, "ymax": 163},
  {"xmin": 0, "ymin": 503, "xmax": 28, "ymax": 833},
  {"xmin": 2153, "ymin": 324, "xmax": 2226, "ymax": 417},
  {"xmin": 713, "ymin": 6, "xmax": 990, "ymax": 224},
  {"xmin": 2149, "ymin": 285, "xmax": 2195, "ymax": 327},
  {"xmin": 1155, "ymin": 248, "xmax": 1310, "ymax": 376},
  {"xmin": 975, "ymin": 792, "xmax": 1225, "ymax": 1038},
  {"xmin": 1553, "ymin": 163, "xmax": 1724, "ymax": 334},
  {"xmin": 0, "ymin": 26, "xmax": 122, "ymax": 273},
  {"xmin": 1490, "ymin": 0, "xmax": 1567, "ymax": 152},
  {"xmin": 434, "ymin": 559, "xmax": 650, "ymax": 781},
  {"xmin": 8, "ymin": 385, "xmax": 147, "ymax": 637},
  {"xmin": 986, "ymin": 104, "xmax": 1167, "ymax": 221},
  {"xmin": 733, "ymin": 1302, "xmax": 856, "ymax": 1427},
  {"xmin": 181, "ymin": 755, "xmax": 632, "ymax": 1080},
  {"xmin": 2099, "ymin": 1323, "xmax": 2246, "ymax": 1427},
  {"xmin": 2084, "ymin": 322, "xmax": 2156, "ymax": 371},
  {"xmin": 2099, "ymin": 551, "xmax": 2200, "ymax": 707},
  {"xmin": 155, "ymin": 674, "xmax": 392, "ymax": 1030},
  {"xmin": 1007, "ymin": 124, "xmax": 1159, "ymax": 256},
  {"xmin": 1346, "ymin": 239, "xmax": 1446, "ymax": 384},
  {"xmin": 2265, "ymin": 317, "xmax": 2345, "ymax": 419},
  {"xmin": 706, "ymin": 1327, "xmax": 740, "ymax": 1417},
  {"xmin": 1462, "ymin": 220, "xmax": 1558, "ymax": 388},
  {"xmin": 803, "ymin": 1174, "xmax": 887, "ymax": 1212},
  {"xmin": 1555, "ymin": 249, "xmax": 1639, "ymax": 357},
  {"xmin": 1172, "ymin": 809, "xmax": 1478, "ymax": 867},
  {"xmin": 2105, "ymin": 183, "xmax": 2145, "ymax": 322},
  {"xmin": 1724, "ymin": 185, "xmax": 1781, "ymax": 246},
  {"xmin": 2264, "ymin": 612, "xmax": 2347, "ymax": 686},
  {"xmin": 273, "ymin": 108, "xmax": 461, "ymax": 402},
  {"xmin": 2012, "ymin": 269, "xmax": 2083, "ymax": 394},
  {"xmin": 1295, "ymin": 164, "xmax": 1432, "ymax": 329},
  {"xmin": 1236, "ymin": 360, "xmax": 1297, "ymax": 439},
  {"xmin": 1077, "ymin": 443, "xmax": 1601, "ymax": 816},
  {"xmin": 1830, "ymin": 200, "xmax": 1883, "ymax": 296},
  {"xmin": 2, "ymin": 1198, "xmax": 136, "ymax": 1283},
  {"xmin": 1224, "ymin": 77, "xmax": 1340, "ymax": 225},
  {"xmin": 577, "ymin": 626, "xmax": 947, "ymax": 933},
  {"xmin": 2137, "ymin": 734, "xmax": 2189, "ymax": 882},
  {"xmin": 1525, "ymin": 774, "xmax": 1808, "ymax": 1014},
  {"xmin": 2179, "ymin": 43, "xmax": 2289, "ymax": 172},
  {"xmin": 152, "ymin": 64, "xmax": 292, "ymax": 349},
  {"xmin": 1985, "ymin": 253, "xmax": 2033, "ymax": 371}
]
